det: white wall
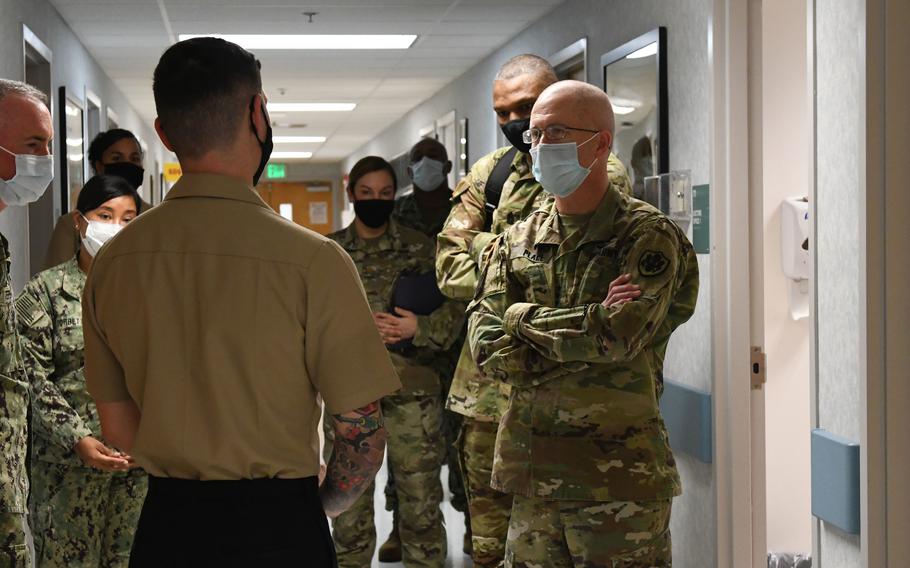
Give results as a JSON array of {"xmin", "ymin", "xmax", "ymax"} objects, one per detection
[
  {"xmin": 761, "ymin": 0, "xmax": 813, "ymax": 556},
  {"xmin": 0, "ymin": 0, "xmax": 170, "ymax": 291},
  {"xmin": 345, "ymin": 1, "xmax": 716, "ymax": 565},
  {"xmin": 814, "ymin": 0, "xmax": 864, "ymax": 565}
]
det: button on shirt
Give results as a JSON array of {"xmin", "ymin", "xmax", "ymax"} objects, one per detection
[{"xmin": 83, "ymin": 173, "xmax": 401, "ymax": 480}]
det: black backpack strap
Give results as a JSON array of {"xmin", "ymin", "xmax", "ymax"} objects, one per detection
[{"xmin": 482, "ymin": 147, "xmax": 518, "ymax": 232}]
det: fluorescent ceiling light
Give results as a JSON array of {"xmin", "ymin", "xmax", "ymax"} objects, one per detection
[
  {"xmin": 273, "ymin": 136, "xmax": 327, "ymax": 144},
  {"xmin": 627, "ymin": 43, "xmax": 658, "ymax": 59},
  {"xmin": 271, "ymin": 151, "xmax": 313, "ymax": 159},
  {"xmin": 178, "ymin": 34, "xmax": 417, "ymax": 50},
  {"xmin": 268, "ymin": 103, "xmax": 356, "ymax": 112},
  {"xmin": 65, "ymin": 105, "xmax": 79, "ymax": 117},
  {"xmin": 66, "ymin": 137, "xmax": 83, "ymax": 147},
  {"xmin": 68, "ymin": 153, "xmax": 83, "ymax": 162},
  {"xmin": 612, "ymin": 104, "xmax": 636, "ymax": 115}
]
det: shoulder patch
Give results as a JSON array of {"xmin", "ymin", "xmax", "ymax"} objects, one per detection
[{"xmin": 639, "ymin": 250, "xmax": 670, "ymax": 277}]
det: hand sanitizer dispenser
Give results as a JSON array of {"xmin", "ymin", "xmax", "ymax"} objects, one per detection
[{"xmin": 781, "ymin": 197, "xmax": 810, "ymax": 319}]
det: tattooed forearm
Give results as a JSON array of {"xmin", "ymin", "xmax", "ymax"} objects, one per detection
[{"xmin": 319, "ymin": 401, "xmax": 387, "ymax": 518}]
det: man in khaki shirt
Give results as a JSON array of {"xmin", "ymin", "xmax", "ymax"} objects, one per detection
[{"xmin": 83, "ymin": 37, "xmax": 400, "ymax": 567}]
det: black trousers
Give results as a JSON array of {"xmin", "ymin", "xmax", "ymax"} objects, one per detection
[{"xmin": 129, "ymin": 475, "xmax": 337, "ymax": 568}]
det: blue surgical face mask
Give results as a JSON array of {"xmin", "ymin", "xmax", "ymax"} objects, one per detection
[
  {"xmin": 409, "ymin": 157, "xmax": 446, "ymax": 192},
  {"xmin": 530, "ymin": 133, "xmax": 600, "ymax": 198}
]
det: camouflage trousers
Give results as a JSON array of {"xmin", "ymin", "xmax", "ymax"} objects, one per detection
[
  {"xmin": 0, "ymin": 512, "xmax": 31, "ymax": 568},
  {"xmin": 30, "ymin": 461, "xmax": 147, "ymax": 568},
  {"xmin": 330, "ymin": 394, "xmax": 447, "ymax": 567},
  {"xmin": 505, "ymin": 495, "xmax": 672, "ymax": 568},
  {"xmin": 385, "ymin": 405, "xmax": 467, "ymax": 513},
  {"xmin": 457, "ymin": 419, "xmax": 511, "ymax": 568}
]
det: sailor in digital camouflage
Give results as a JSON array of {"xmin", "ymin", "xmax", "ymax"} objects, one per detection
[
  {"xmin": 435, "ymin": 54, "xmax": 632, "ymax": 568},
  {"xmin": 467, "ymin": 81, "xmax": 698, "ymax": 567},
  {"xmin": 326, "ymin": 156, "xmax": 464, "ymax": 568},
  {"xmin": 0, "ymin": 77, "xmax": 57, "ymax": 568},
  {"xmin": 15, "ymin": 175, "xmax": 147, "ymax": 567}
]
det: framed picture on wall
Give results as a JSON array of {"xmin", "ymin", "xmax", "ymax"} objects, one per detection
[{"xmin": 58, "ymin": 86, "xmax": 85, "ymax": 214}]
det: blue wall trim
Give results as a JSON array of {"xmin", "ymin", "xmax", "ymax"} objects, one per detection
[
  {"xmin": 660, "ymin": 379, "xmax": 713, "ymax": 463},
  {"xmin": 810, "ymin": 429, "xmax": 861, "ymax": 534}
]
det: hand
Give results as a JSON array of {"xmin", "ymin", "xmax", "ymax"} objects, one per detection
[
  {"xmin": 74, "ymin": 436, "xmax": 132, "ymax": 472},
  {"xmin": 373, "ymin": 308, "xmax": 418, "ymax": 344},
  {"xmin": 602, "ymin": 273, "xmax": 641, "ymax": 309}
]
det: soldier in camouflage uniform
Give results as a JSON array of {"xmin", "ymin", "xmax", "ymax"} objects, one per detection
[
  {"xmin": 326, "ymin": 156, "xmax": 465, "ymax": 568},
  {"xmin": 382, "ymin": 138, "xmax": 469, "ymax": 562},
  {"xmin": 0, "ymin": 233, "xmax": 30, "ymax": 568},
  {"xmin": 0, "ymin": 78, "xmax": 56, "ymax": 568},
  {"xmin": 435, "ymin": 55, "xmax": 632, "ymax": 568},
  {"xmin": 468, "ymin": 81, "xmax": 699, "ymax": 567},
  {"xmin": 15, "ymin": 175, "xmax": 147, "ymax": 567}
]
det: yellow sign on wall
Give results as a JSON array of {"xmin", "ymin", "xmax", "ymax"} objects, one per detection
[{"xmin": 163, "ymin": 162, "xmax": 183, "ymax": 182}]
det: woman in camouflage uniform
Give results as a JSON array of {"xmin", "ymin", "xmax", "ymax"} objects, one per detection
[
  {"xmin": 325, "ymin": 156, "xmax": 466, "ymax": 568},
  {"xmin": 15, "ymin": 175, "xmax": 147, "ymax": 567}
]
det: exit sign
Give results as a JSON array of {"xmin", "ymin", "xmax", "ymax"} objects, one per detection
[{"xmin": 267, "ymin": 163, "xmax": 287, "ymax": 179}]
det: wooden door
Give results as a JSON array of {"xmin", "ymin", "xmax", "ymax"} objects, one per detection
[{"xmin": 257, "ymin": 181, "xmax": 334, "ymax": 235}]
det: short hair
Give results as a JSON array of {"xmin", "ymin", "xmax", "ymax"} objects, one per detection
[
  {"xmin": 76, "ymin": 175, "xmax": 141, "ymax": 215},
  {"xmin": 409, "ymin": 137, "xmax": 448, "ymax": 162},
  {"xmin": 153, "ymin": 37, "xmax": 262, "ymax": 159},
  {"xmin": 0, "ymin": 79, "xmax": 47, "ymax": 105},
  {"xmin": 495, "ymin": 54, "xmax": 558, "ymax": 84},
  {"xmin": 347, "ymin": 156, "xmax": 398, "ymax": 193},
  {"xmin": 88, "ymin": 129, "xmax": 141, "ymax": 169}
]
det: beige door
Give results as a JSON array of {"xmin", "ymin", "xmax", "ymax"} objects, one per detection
[{"xmin": 257, "ymin": 181, "xmax": 334, "ymax": 235}]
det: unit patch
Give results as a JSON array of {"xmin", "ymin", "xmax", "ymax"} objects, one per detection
[{"xmin": 638, "ymin": 250, "xmax": 670, "ymax": 277}]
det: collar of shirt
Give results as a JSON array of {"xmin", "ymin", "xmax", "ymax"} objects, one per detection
[
  {"xmin": 164, "ymin": 173, "xmax": 272, "ymax": 211},
  {"xmin": 337, "ymin": 216, "xmax": 403, "ymax": 253},
  {"xmin": 533, "ymin": 183, "xmax": 620, "ymax": 250},
  {"xmin": 60, "ymin": 256, "xmax": 86, "ymax": 301}
]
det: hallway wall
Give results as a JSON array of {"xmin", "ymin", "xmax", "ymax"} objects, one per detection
[
  {"xmin": 345, "ymin": 1, "xmax": 716, "ymax": 565},
  {"xmin": 0, "ymin": 0, "xmax": 170, "ymax": 291},
  {"xmin": 814, "ymin": 0, "xmax": 865, "ymax": 565},
  {"xmin": 761, "ymin": 0, "xmax": 812, "ymax": 556}
]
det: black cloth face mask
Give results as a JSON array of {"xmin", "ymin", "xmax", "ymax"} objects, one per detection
[
  {"xmin": 250, "ymin": 96, "xmax": 273, "ymax": 186},
  {"xmin": 103, "ymin": 162, "xmax": 145, "ymax": 190},
  {"xmin": 353, "ymin": 199, "xmax": 395, "ymax": 229},
  {"xmin": 500, "ymin": 117, "xmax": 532, "ymax": 154}
]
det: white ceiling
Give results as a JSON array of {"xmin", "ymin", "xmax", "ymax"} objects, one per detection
[{"xmin": 50, "ymin": 0, "xmax": 566, "ymax": 162}]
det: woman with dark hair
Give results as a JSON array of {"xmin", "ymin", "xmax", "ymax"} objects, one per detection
[
  {"xmin": 15, "ymin": 175, "xmax": 146, "ymax": 567},
  {"xmin": 325, "ymin": 156, "xmax": 465, "ymax": 567},
  {"xmin": 43, "ymin": 128, "xmax": 150, "ymax": 269}
]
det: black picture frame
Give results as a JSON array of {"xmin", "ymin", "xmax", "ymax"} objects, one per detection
[
  {"xmin": 601, "ymin": 27, "xmax": 669, "ymax": 175},
  {"xmin": 57, "ymin": 86, "xmax": 69, "ymax": 214}
]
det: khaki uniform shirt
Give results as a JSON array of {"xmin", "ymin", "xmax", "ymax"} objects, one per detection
[
  {"xmin": 0, "ymin": 234, "xmax": 28, "ymax": 514},
  {"xmin": 15, "ymin": 258, "xmax": 97, "ymax": 467},
  {"xmin": 468, "ymin": 187, "xmax": 699, "ymax": 502},
  {"xmin": 436, "ymin": 147, "xmax": 632, "ymax": 422},
  {"xmin": 83, "ymin": 173, "xmax": 400, "ymax": 480}
]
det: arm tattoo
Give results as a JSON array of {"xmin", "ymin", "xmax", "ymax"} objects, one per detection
[{"xmin": 320, "ymin": 401, "xmax": 387, "ymax": 517}]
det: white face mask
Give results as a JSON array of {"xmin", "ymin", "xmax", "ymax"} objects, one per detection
[
  {"xmin": 409, "ymin": 157, "xmax": 446, "ymax": 192},
  {"xmin": 81, "ymin": 216, "xmax": 122, "ymax": 257},
  {"xmin": 0, "ymin": 144, "xmax": 54, "ymax": 206}
]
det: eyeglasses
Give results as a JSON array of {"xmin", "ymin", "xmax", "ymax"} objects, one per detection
[{"xmin": 522, "ymin": 125, "xmax": 600, "ymax": 145}]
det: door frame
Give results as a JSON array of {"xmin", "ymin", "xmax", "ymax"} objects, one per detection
[{"xmin": 710, "ymin": 0, "xmax": 762, "ymax": 566}]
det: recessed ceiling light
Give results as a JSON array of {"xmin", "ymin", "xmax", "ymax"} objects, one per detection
[
  {"xmin": 612, "ymin": 104, "xmax": 636, "ymax": 115},
  {"xmin": 273, "ymin": 136, "xmax": 327, "ymax": 144},
  {"xmin": 178, "ymin": 34, "xmax": 417, "ymax": 50},
  {"xmin": 66, "ymin": 138, "xmax": 83, "ymax": 147},
  {"xmin": 627, "ymin": 43, "xmax": 658, "ymax": 59},
  {"xmin": 268, "ymin": 103, "xmax": 356, "ymax": 112},
  {"xmin": 271, "ymin": 151, "xmax": 313, "ymax": 159}
]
